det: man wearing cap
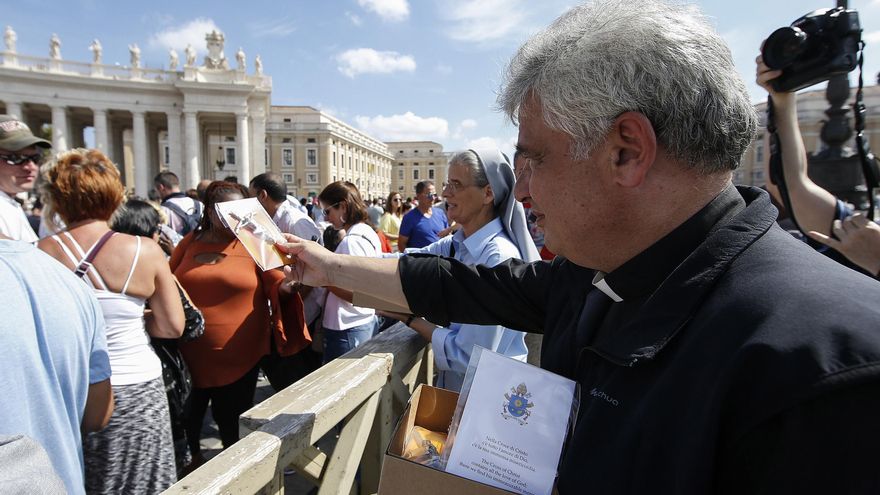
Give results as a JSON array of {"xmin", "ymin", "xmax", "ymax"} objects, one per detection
[{"xmin": 0, "ymin": 115, "xmax": 50, "ymax": 242}]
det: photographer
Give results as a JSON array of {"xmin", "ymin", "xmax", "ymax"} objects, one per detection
[{"xmin": 756, "ymin": 52, "xmax": 880, "ymax": 277}]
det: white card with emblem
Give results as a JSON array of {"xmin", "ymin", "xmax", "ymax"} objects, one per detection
[{"xmin": 442, "ymin": 347, "xmax": 577, "ymax": 495}]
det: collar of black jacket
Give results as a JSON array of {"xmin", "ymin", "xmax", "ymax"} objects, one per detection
[{"xmin": 584, "ymin": 185, "xmax": 777, "ymax": 366}]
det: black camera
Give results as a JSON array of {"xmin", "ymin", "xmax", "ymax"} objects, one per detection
[{"xmin": 762, "ymin": 7, "xmax": 861, "ymax": 92}]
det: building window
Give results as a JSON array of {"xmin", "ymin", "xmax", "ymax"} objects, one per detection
[
  {"xmin": 283, "ymin": 118, "xmax": 291, "ymax": 123},
  {"xmin": 282, "ymin": 148, "xmax": 293, "ymax": 167},
  {"xmin": 307, "ymin": 149, "xmax": 317, "ymax": 167},
  {"xmin": 755, "ymin": 141, "xmax": 764, "ymax": 164},
  {"xmin": 349, "ymin": 156, "xmax": 352, "ymax": 169},
  {"xmin": 307, "ymin": 138, "xmax": 316, "ymax": 143},
  {"xmin": 398, "ymin": 169, "xmax": 404, "ymax": 180},
  {"xmin": 751, "ymin": 169, "xmax": 764, "ymax": 182},
  {"xmin": 282, "ymin": 138, "xmax": 292, "ymax": 143},
  {"xmin": 307, "ymin": 173, "xmax": 318, "ymax": 184},
  {"xmin": 399, "ymin": 150, "xmax": 404, "ymax": 154},
  {"xmin": 282, "ymin": 173, "xmax": 294, "ymax": 183},
  {"xmin": 164, "ymin": 146, "xmax": 169, "ymax": 165},
  {"xmin": 398, "ymin": 162, "xmax": 404, "ymax": 166},
  {"xmin": 428, "ymin": 168, "xmax": 435, "ymax": 180},
  {"xmin": 226, "ymin": 147, "xmax": 236, "ymax": 165},
  {"xmin": 225, "ymin": 136, "xmax": 235, "ymax": 142},
  {"xmin": 413, "ymin": 169, "xmax": 420, "ymax": 180},
  {"xmin": 264, "ymin": 148, "xmax": 268, "ymax": 166},
  {"xmin": 333, "ymin": 151, "xmax": 337, "ymax": 167}
]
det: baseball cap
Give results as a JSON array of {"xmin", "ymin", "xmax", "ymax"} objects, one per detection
[{"xmin": 0, "ymin": 115, "xmax": 52, "ymax": 151}]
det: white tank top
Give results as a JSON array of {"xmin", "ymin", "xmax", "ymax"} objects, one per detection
[{"xmin": 51, "ymin": 232, "xmax": 162, "ymax": 386}]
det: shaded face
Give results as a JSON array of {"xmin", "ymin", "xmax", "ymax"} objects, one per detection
[
  {"xmin": 417, "ymin": 185, "xmax": 436, "ymax": 207},
  {"xmin": 0, "ymin": 146, "xmax": 42, "ymax": 195},
  {"xmin": 442, "ymin": 163, "xmax": 491, "ymax": 229},
  {"xmin": 322, "ymin": 201, "xmax": 347, "ymax": 229},
  {"xmin": 391, "ymin": 195, "xmax": 402, "ymax": 209},
  {"xmin": 516, "ymin": 96, "xmax": 613, "ymax": 264}
]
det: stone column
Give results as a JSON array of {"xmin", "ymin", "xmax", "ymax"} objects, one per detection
[
  {"xmin": 251, "ymin": 113, "xmax": 266, "ymax": 176},
  {"xmin": 92, "ymin": 109, "xmax": 109, "ymax": 152},
  {"xmin": 51, "ymin": 105, "xmax": 69, "ymax": 151},
  {"xmin": 132, "ymin": 111, "xmax": 149, "ymax": 196},
  {"xmin": 184, "ymin": 110, "xmax": 200, "ymax": 187},
  {"xmin": 236, "ymin": 112, "xmax": 250, "ymax": 184},
  {"xmin": 5, "ymin": 101, "xmax": 22, "ymax": 119},
  {"xmin": 166, "ymin": 110, "xmax": 182, "ymax": 178}
]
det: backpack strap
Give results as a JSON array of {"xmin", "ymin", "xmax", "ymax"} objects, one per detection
[
  {"xmin": 74, "ymin": 230, "xmax": 115, "ymax": 279},
  {"xmin": 163, "ymin": 201, "xmax": 191, "ymax": 225}
]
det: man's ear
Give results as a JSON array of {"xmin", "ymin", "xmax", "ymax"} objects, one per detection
[{"xmin": 609, "ymin": 111, "xmax": 657, "ymax": 188}]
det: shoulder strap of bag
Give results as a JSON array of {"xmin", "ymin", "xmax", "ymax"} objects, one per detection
[{"xmin": 74, "ymin": 230, "xmax": 115, "ymax": 278}]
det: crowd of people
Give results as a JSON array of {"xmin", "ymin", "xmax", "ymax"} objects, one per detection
[{"xmin": 3, "ymin": 0, "xmax": 880, "ymax": 493}]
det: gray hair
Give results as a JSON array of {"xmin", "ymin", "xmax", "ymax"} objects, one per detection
[
  {"xmin": 497, "ymin": 0, "xmax": 758, "ymax": 173},
  {"xmin": 449, "ymin": 150, "xmax": 489, "ymax": 187}
]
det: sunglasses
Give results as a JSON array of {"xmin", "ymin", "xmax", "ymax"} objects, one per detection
[
  {"xmin": 322, "ymin": 202, "xmax": 341, "ymax": 216},
  {"xmin": 0, "ymin": 152, "xmax": 44, "ymax": 166}
]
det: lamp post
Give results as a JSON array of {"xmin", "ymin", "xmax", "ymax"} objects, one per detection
[
  {"xmin": 215, "ymin": 123, "xmax": 226, "ymax": 171},
  {"xmin": 807, "ymin": 0, "xmax": 867, "ymax": 209}
]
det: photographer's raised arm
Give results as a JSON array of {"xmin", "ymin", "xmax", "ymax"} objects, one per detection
[
  {"xmin": 275, "ymin": 234, "xmax": 410, "ymax": 311},
  {"xmin": 757, "ymin": 54, "xmax": 838, "ymax": 236}
]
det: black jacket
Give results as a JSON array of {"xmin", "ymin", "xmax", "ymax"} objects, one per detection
[{"xmin": 400, "ymin": 186, "xmax": 880, "ymax": 494}]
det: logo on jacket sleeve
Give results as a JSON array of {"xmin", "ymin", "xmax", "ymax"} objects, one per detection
[{"xmin": 502, "ymin": 383, "xmax": 534, "ymax": 425}]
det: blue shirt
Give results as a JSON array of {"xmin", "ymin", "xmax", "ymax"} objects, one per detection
[
  {"xmin": 399, "ymin": 207, "xmax": 448, "ymax": 249},
  {"xmin": 408, "ymin": 218, "xmax": 528, "ymax": 391},
  {"xmin": 0, "ymin": 240, "xmax": 110, "ymax": 495}
]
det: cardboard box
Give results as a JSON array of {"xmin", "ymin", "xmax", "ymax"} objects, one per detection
[{"xmin": 378, "ymin": 384, "xmax": 514, "ymax": 495}]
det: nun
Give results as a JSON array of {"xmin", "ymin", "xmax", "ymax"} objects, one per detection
[{"xmin": 383, "ymin": 148, "xmax": 540, "ymax": 391}]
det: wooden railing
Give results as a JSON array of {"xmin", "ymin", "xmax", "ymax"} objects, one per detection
[{"xmin": 164, "ymin": 323, "xmax": 432, "ymax": 494}]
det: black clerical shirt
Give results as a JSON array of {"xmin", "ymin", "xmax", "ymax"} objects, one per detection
[{"xmin": 400, "ymin": 185, "xmax": 880, "ymax": 494}]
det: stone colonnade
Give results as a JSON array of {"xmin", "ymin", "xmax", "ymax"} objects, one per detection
[{"xmin": 0, "ymin": 99, "xmax": 267, "ymax": 195}]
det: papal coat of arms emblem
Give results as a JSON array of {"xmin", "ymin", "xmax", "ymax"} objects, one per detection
[{"xmin": 502, "ymin": 382, "xmax": 534, "ymax": 425}]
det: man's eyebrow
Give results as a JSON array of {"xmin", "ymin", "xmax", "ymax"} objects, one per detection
[{"xmin": 514, "ymin": 144, "xmax": 541, "ymax": 159}]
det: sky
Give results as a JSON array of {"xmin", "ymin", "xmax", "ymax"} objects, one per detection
[{"xmin": 4, "ymin": 0, "xmax": 880, "ymax": 157}]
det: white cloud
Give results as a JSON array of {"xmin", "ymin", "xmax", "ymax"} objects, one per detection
[
  {"xmin": 358, "ymin": 0, "xmax": 410, "ymax": 22},
  {"xmin": 149, "ymin": 18, "xmax": 220, "ymax": 55},
  {"xmin": 336, "ymin": 48, "xmax": 416, "ymax": 78},
  {"xmin": 346, "ymin": 11, "xmax": 364, "ymax": 26},
  {"xmin": 248, "ymin": 17, "xmax": 297, "ymax": 38},
  {"xmin": 865, "ymin": 30, "xmax": 880, "ymax": 44},
  {"xmin": 460, "ymin": 119, "xmax": 477, "ymax": 130},
  {"xmin": 355, "ymin": 112, "xmax": 449, "ymax": 141},
  {"xmin": 452, "ymin": 118, "xmax": 478, "ymax": 139},
  {"xmin": 466, "ymin": 136, "xmax": 501, "ymax": 150},
  {"xmin": 465, "ymin": 135, "xmax": 518, "ymax": 154},
  {"xmin": 443, "ymin": 0, "xmax": 526, "ymax": 43}
]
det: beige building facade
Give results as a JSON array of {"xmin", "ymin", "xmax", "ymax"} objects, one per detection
[
  {"xmin": 264, "ymin": 106, "xmax": 393, "ymax": 200},
  {"xmin": 738, "ymin": 84, "xmax": 880, "ymax": 189},
  {"xmin": 386, "ymin": 141, "xmax": 448, "ymax": 199}
]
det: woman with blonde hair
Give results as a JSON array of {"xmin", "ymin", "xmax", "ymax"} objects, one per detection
[
  {"xmin": 379, "ymin": 190, "xmax": 404, "ymax": 251},
  {"xmin": 38, "ymin": 148, "xmax": 184, "ymax": 493}
]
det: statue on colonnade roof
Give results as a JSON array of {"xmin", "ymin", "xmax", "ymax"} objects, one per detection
[
  {"xmin": 203, "ymin": 30, "xmax": 229, "ymax": 70},
  {"xmin": 4, "ymin": 26, "xmax": 16, "ymax": 52}
]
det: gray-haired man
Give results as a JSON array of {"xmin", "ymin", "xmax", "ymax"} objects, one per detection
[{"xmin": 276, "ymin": 1, "xmax": 880, "ymax": 492}]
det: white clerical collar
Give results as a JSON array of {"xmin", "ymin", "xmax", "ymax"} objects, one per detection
[{"xmin": 592, "ymin": 271, "xmax": 623, "ymax": 302}]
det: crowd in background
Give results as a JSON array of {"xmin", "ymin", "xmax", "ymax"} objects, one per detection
[{"xmin": 0, "ymin": 110, "xmax": 548, "ymax": 493}]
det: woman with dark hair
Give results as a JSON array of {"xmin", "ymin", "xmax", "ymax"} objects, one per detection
[
  {"xmin": 317, "ymin": 181, "xmax": 381, "ymax": 362},
  {"xmin": 379, "ymin": 191, "xmax": 404, "ymax": 251},
  {"xmin": 37, "ymin": 148, "xmax": 184, "ymax": 493},
  {"xmin": 170, "ymin": 181, "xmax": 309, "ymax": 469}
]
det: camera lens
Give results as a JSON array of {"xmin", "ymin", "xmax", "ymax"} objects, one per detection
[{"xmin": 763, "ymin": 27, "xmax": 807, "ymax": 69}]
